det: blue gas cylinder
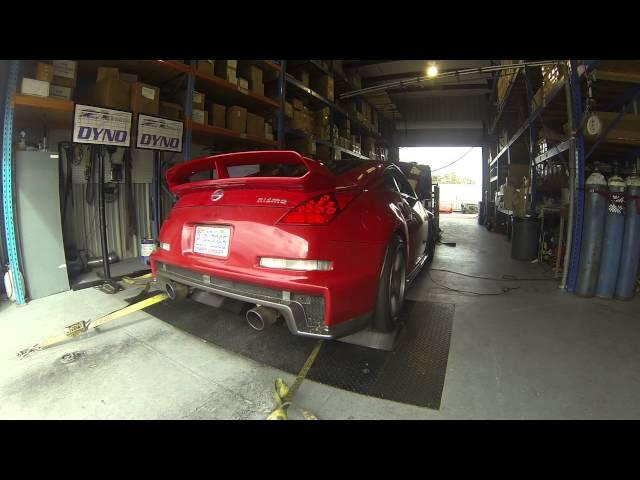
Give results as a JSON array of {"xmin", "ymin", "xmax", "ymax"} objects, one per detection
[
  {"xmin": 595, "ymin": 175, "xmax": 626, "ymax": 298},
  {"xmin": 615, "ymin": 175, "xmax": 640, "ymax": 300},
  {"xmin": 576, "ymin": 171, "xmax": 608, "ymax": 297}
]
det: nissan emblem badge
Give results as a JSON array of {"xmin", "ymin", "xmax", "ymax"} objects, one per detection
[{"xmin": 211, "ymin": 189, "xmax": 224, "ymax": 202}]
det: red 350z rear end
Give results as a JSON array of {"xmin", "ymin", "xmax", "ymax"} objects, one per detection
[{"xmin": 150, "ymin": 150, "xmax": 434, "ymax": 339}]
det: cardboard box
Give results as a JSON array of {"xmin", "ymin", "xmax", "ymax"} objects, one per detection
[
  {"xmin": 97, "ymin": 67, "xmax": 119, "ymax": 82},
  {"xmin": 21, "ymin": 78, "xmax": 50, "ymax": 97},
  {"xmin": 247, "ymin": 112, "xmax": 265, "ymax": 137},
  {"xmin": 49, "ymin": 84, "xmax": 73, "ymax": 100},
  {"xmin": 35, "ymin": 63, "xmax": 54, "ymax": 83},
  {"xmin": 52, "ymin": 60, "xmax": 77, "ymax": 88},
  {"xmin": 313, "ymin": 75, "xmax": 334, "ymax": 102},
  {"xmin": 239, "ymin": 64, "xmax": 264, "ymax": 93},
  {"xmin": 130, "ymin": 82, "xmax": 160, "ymax": 115},
  {"xmin": 284, "ymin": 101, "xmax": 293, "ymax": 119},
  {"xmin": 238, "ymin": 77, "xmax": 249, "ymax": 93},
  {"xmin": 253, "ymin": 82, "xmax": 265, "ymax": 96},
  {"xmin": 292, "ymin": 98, "xmax": 304, "ymax": 111},
  {"xmin": 176, "ymin": 90, "xmax": 205, "ymax": 110},
  {"xmin": 297, "ymin": 69, "xmax": 310, "ymax": 87},
  {"xmin": 160, "ymin": 101, "xmax": 184, "ymax": 120},
  {"xmin": 289, "ymin": 136, "xmax": 316, "ymax": 155},
  {"xmin": 209, "ymin": 104, "xmax": 226, "ymax": 128},
  {"xmin": 227, "ymin": 106, "xmax": 247, "ymax": 133},
  {"xmin": 289, "ymin": 109, "xmax": 305, "ymax": 131},
  {"xmin": 195, "ymin": 60, "xmax": 215, "ymax": 76},
  {"xmin": 192, "ymin": 109, "xmax": 208, "ymax": 125},
  {"xmin": 119, "ymin": 72, "xmax": 139, "ymax": 84},
  {"xmin": 316, "ymin": 144, "xmax": 332, "ymax": 161},
  {"xmin": 94, "ymin": 77, "xmax": 130, "ymax": 110},
  {"xmin": 215, "ymin": 60, "xmax": 238, "ymax": 83}
]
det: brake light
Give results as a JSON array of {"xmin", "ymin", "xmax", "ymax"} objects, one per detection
[{"xmin": 279, "ymin": 191, "xmax": 357, "ymax": 225}]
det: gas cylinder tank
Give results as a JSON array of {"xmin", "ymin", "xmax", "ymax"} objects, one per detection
[
  {"xmin": 576, "ymin": 171, "xmax": 607, "ymax": 297},
  {"xmin": 615, "ymin": 174, "xmax": 640, "ymax": 299},
  {"xmin": 595, "ymin": 175, "xmax": 626, "ymax": 298}
]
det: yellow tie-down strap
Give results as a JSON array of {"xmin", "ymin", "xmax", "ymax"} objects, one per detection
[
  {"xmin": 17, "ymin": 292, "xmax": 168, "ymax": 359},
  {"xmin": 267, "ymin": 340, "xmax": 323, "ymax": 420}
]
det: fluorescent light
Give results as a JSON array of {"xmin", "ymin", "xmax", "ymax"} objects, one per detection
[
  {"xmin": 426, "ymin": 64, "xmax": 439, "ymax": 78},
  {"xmin": 260, "ymin": 258, "xmax": 333, "ymax": 271}
]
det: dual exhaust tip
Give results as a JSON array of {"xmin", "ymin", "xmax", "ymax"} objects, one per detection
[
  {"xmin": 164, "ymin": 280, "xmax": 280, "ymax": 332},
  {"xmin": 246, "ymin": 305, "xmax": 280, "ymax": 331}
]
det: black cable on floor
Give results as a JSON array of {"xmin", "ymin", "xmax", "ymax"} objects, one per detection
[
  {"xmin": 427, "ymin": 272, "xmax": 520, "ymax": 296},
  {"xmin": 430, "ymin": 268, "xmax": 557, "ymax": 282}
]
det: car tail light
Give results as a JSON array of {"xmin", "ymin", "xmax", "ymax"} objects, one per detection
[
  {"xmin": 279, "ymin": 191, "xmax": 358, "ymax": 225},
  {"xmin": 259, "ymin": 258, "xmax": 333, "ymax": 271}
]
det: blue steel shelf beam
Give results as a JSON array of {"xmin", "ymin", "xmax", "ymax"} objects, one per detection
[
  {"xmin": 584, "ymin": 89, "xmax": 640, "ymax": 162},
  {"xmin": 534, "ymin": 139, "xmax": 572, "ymax": 165},
  {"xmin": 184, "ymin": 60, "xmax": 195, "ymax": 160},
  {"xmin": 567, "ymin": 60, "xmax": 587, "ymax": 292},
  {"xmin": 488, "ymin": 61, "xmax": 598, "ymax": 169},
  {"xmin": 2, "ymin": 60, "xmax": 26, "ymax": 304}
]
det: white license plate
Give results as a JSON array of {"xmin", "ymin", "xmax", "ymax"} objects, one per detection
[{"xmin": 193, "ymin": 226, "xmax": 231, "ymax": 257}]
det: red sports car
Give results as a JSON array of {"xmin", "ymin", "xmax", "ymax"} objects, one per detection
[{"xmin": 151, "ymin": 150, "xmax": 435, "ymax": 339}]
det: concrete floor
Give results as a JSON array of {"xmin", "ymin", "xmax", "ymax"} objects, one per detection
[{"xmin": 1, "ymin": 214, "xmax": 639, "ymax": 419}]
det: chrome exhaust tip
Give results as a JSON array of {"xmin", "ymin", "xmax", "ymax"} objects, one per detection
[
  {"xmin": 165, "ymin": 281, "xmax": 188, "ymax": 300},
  {"xmin": 246, "ymin": 305, "xmax": 280, "ymax": 331}
]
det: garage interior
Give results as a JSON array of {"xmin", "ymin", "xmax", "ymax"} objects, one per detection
[{"xmin": 1, "ymin": 59, "xmax": 639, "ymax": 419}]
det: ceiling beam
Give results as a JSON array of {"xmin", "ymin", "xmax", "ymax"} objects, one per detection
[
  {"xmin": 342, "ymin": 60, "xmax": 397, "ymax": 69},
  {"xmin": 386, "ymin": 83, "xmax": 492, "ymax": 95}
]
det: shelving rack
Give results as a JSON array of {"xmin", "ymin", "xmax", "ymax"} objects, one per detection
[
  {"xmin": 281, "ymin": 60, "xmax": 390, "ymax": 163},
  {"xmin": 1, "ymin": 59, "xmax": 394, "ymax": 304},
  {"xmin": 486, "ymin": 60, "xmax": 640, "ymax": 292}
]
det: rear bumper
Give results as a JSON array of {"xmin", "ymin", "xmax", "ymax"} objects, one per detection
[{"xmin": 154, "ymin": 261, "xmax": 371, "ymax": 339}]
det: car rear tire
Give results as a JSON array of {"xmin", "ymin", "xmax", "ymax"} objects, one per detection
[
  {"xmin": 373, "ymin": 234, "xmax": 407, "ymax": 332},
  {"xmin": 425, "ymin": 223, "xmax": 436, "ymax": 264}
]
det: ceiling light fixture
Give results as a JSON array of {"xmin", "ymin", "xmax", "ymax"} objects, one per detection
[{"xmin": 426, "ymin": 63, "xmax": 439, "ymax": 78}]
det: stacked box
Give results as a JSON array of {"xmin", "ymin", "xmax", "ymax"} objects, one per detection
[
  {"xmin": 195, "ymin": 60, "xmax": 215, "ymax": 76},
  {"xmin": 284, "ymin": 101, "xmax": 294, "ymax": 119},
  {"xmin": 313, "ymin": 107, "xmax": 330, "ymax": 140},
  {"xmin": 21, "ymin": 78, "xmax": 50, "ymax": 97},
  {"xmin": 175, "ymin": 90, "xmax": 205, "ymax": 110},
  {"xmin": 94, "ymin": 69, "xmax": 130, "ymax": 110},
  {"xmin": 227, "ymin": 106, "xmax": 247, "ymax": 133},
  {"xmin": 239, "ymin": 64, "xmax": 265, "ymax": 96},
  {"xmin": 237, "ymin": 77, "xmax": 249, "ymax": 93},
  {"xmin": 292, "ymin": 98, "xmax": 304, "ymax": 111},
  {"xmin": 313, "ymin": 75, "xmax": 334, "ymax": 102},
  {"xmin": 289, "ymin": 136, "xmax": 316, "ymax": 155},
  {"xmin": 247, "ymin": 112, "xmax": 265, "ymax": 137},
  {"xmin": 331, "ymin": 60, "xmax": 344, "ymax": 75},
  {"xmin": 215, "ymin": 60, "xmax": 238, "ymax": 85},
  {"xmin": 52, "ymin": 60, "xmax": 77, "ymax": 88},
  {"xmin": 130, "ymin": 82, "xmax": 160, "ymax": 115},
  {"xmin": 160, "ymin": 101, "xmax": 184, "ymax": 120},
  {"xmin": 49, "ymin": 85, "xmax": 73, "ymax": 100},
  {"xmin": 192, "ymin": 109, "xmax": 208, "ymax": 125},
  {"xmin": 35, "ymin": 63, "xmax": 54, "ymax": 83},
  {"xmin": 209, "ymin": 104, "xmax": 226, "ymax": 128},
  {"xmin": 265, "ymin": 123, "xmax": 274, "ymax": 141},
  {"xmin": 362, "ymin": 136, "xmax": 376, "ymax": 157}
]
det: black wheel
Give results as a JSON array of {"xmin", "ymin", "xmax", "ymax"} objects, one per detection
[
  {"xmin": 425, "ymin": 223, "xmax": 436, "ymax": 264},
  {"xmin": 373, "ymin": 234, "xmax": 407, "ymax": 332}
]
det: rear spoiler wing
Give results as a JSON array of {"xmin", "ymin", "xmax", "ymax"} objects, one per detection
[{"xmin": 166, "ymin": 150, "xmax": 334, "ymax": 194}]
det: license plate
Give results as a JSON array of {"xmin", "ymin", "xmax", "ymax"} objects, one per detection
[{"xmin": 193, "ymin": 225, "xmax": 231, "ymax": 257}]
